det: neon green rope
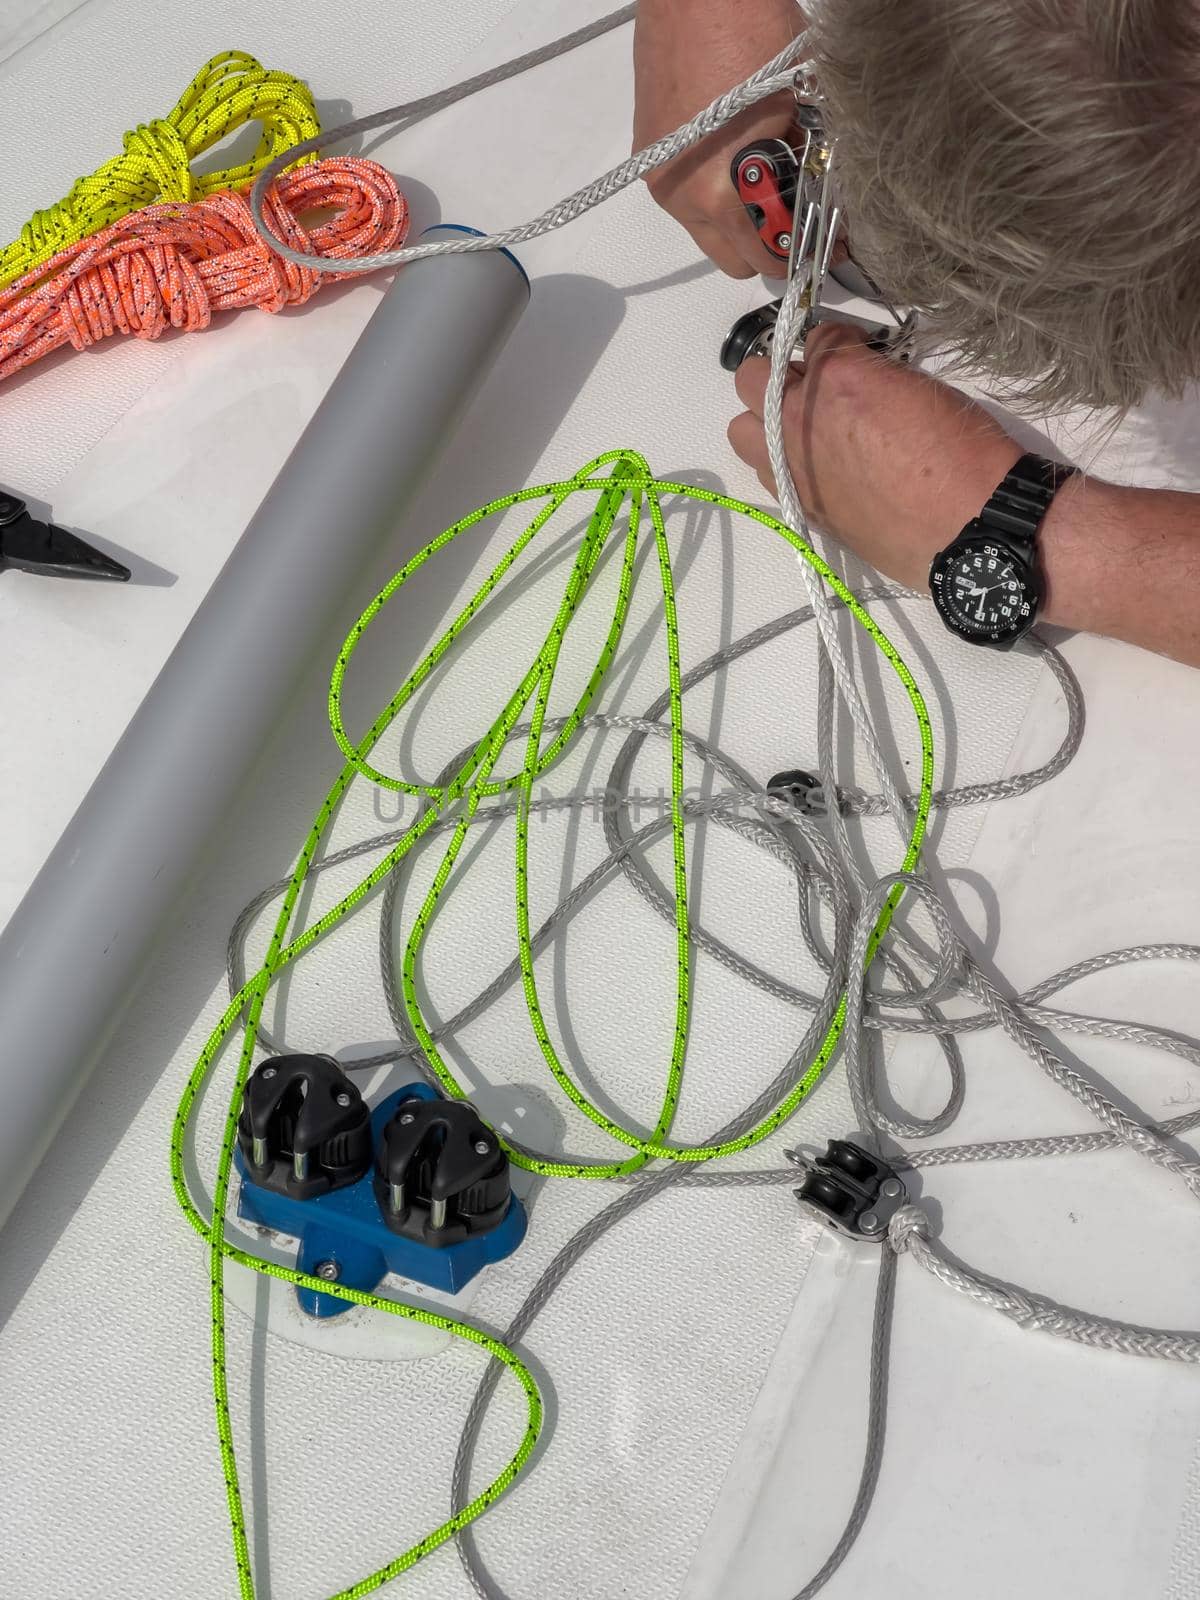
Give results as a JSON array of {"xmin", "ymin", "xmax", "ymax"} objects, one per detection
[{"xmin": 172, "ymin": 449, "xmax": 934, "ymax": 1598}]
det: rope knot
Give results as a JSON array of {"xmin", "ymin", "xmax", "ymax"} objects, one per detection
[{"xmin": 887, "ymin": 1202, "xmax": 931, "ymax": 1253}]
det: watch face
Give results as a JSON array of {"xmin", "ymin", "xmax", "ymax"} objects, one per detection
[{"xmin": 930, "ymin": 539, "xmax": 1037, "ymax": 644}]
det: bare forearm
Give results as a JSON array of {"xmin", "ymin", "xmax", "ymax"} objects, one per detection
[
  {"xmin": 1041, "ymin": 476, "xmax": 1200, "ymax": 667},
  {"xmin": 727, "ymin": 331, "xmax": 1200, "ymax": 670}
]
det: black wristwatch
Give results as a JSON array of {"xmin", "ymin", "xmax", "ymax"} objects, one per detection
[{"xmin": 929, "ymin": 453, "xmax": 1073, "ymax": 649}]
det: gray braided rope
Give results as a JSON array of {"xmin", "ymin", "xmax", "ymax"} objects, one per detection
[
  {"xmin": 888, "ymin": 1206, "xmax": 1200, "ymax": 1362},
  {"xmin": 220, "ymin": 596, "xmax": 1200, "ymax": 1595},
  {"xmin": 225, "ymin": 654, "xmax": 1200, "ymax": 1192},
  {"xmin": 231, "ymin": 589, "xmax": 1082, "ymax": 1064},
  {"xmin": 792, "ymin": 1245, "xmax": 898, "ymax": 1598},
  {"xmin": 765, "ymin": 265, "xmax": 913, "ymax": 838},
  {"xmin": 843, "ymin": 873, "xmax": 1200, "ymax": 1196},
  {"xmin": 599, "ymin": 666, "xmax": 967, "ymax": 1137},
  {"xmin": 246, "ymin": 17, "xmax": 812, "ymax": 275},
  {"xmin": 193, "ymin": 9, "xmax": 1200, "ymax": 1593},
  {"xmin": 905, "ymin": 1107, "xmax": 1200, "ymax": 1168}
]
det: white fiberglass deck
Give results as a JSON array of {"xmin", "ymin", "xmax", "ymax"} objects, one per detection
[{"xmin": 3, "ymin": 4, "xmax": 1200, "ymax": 1597}]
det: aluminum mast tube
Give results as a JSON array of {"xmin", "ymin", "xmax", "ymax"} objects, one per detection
[{"xmin": 0, "ymin": 227, "xmax": 529, "ymax": 1229}]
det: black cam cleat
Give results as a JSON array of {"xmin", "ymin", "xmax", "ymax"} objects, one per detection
[
  {"xmin": 375, "ymin": 1095, "xmax": 512, "ymax": 1247},
  {"xmin": 237, "ymin": 1054, "xmax": 372, "ymax": 1200}
]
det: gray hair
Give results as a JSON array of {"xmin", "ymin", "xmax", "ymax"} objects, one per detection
[{"xmin": 808, "ymin": 0, "xmax": 1200, "ymax": 412}]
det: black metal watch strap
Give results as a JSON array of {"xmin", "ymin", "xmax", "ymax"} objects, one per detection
[{"xmin": 977, "ymin": 452, "xmax": 1072, "ymax": 548}]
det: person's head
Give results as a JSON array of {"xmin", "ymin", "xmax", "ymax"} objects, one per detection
[{"xmin": 808, "ymin": 0, "xmax": 1200, "ymax": 410}]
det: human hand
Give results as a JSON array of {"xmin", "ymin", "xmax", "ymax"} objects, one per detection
[
  {"xmin": 727, "ymin": 324, "xmax": 1025, "ymax": 587},
  {"xmin": 633, "ymin": 0, "xmax": 807, "ymax": 278}
]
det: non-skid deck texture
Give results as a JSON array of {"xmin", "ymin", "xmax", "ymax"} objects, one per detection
[{"xmin": 3, "ymin": 4, "xmax": 1200, "ymax": 1598}]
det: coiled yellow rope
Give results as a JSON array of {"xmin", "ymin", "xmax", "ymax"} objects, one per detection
[{"xmin": 0, "ymin": 50, "xmax": 321, "ymax": 291}]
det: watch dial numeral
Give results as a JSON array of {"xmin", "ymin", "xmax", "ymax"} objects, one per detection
[{"xmin": 934, "ymin": 540, "xmax": 1034, "ymax": 642}]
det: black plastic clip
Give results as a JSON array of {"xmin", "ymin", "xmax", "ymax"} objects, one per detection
[
  {"xmin": 237, "ymin": 1054, "xmax": 372, "ymax": 1200},
  {"xmin": 766, "ymin": 769, "xmax": 828, "ymax": 818},
  {"xmin": 0, "ymin": 491, "xmax": 130, "ymax": 582},
  {"xmin": 794, "ymin": 1139, "xmax": 906, "ymax": 1242}
]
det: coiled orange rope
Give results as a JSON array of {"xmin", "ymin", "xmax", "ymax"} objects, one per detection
[{"xmin": 0, "ymin": 159, "xmax": 408, "ymax": 382}]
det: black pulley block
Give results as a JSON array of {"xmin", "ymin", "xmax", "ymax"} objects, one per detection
[
  {"xmin": 720, "ymin": 301, "xmax": 781, "ymax": 371},
  {"xmin": 795, "ymin": 1138, "xmax": 907, "ymax": 1242},
  {"xmin": 766, "ymin": 769, "xmax": 826, "ymax": 817}
]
